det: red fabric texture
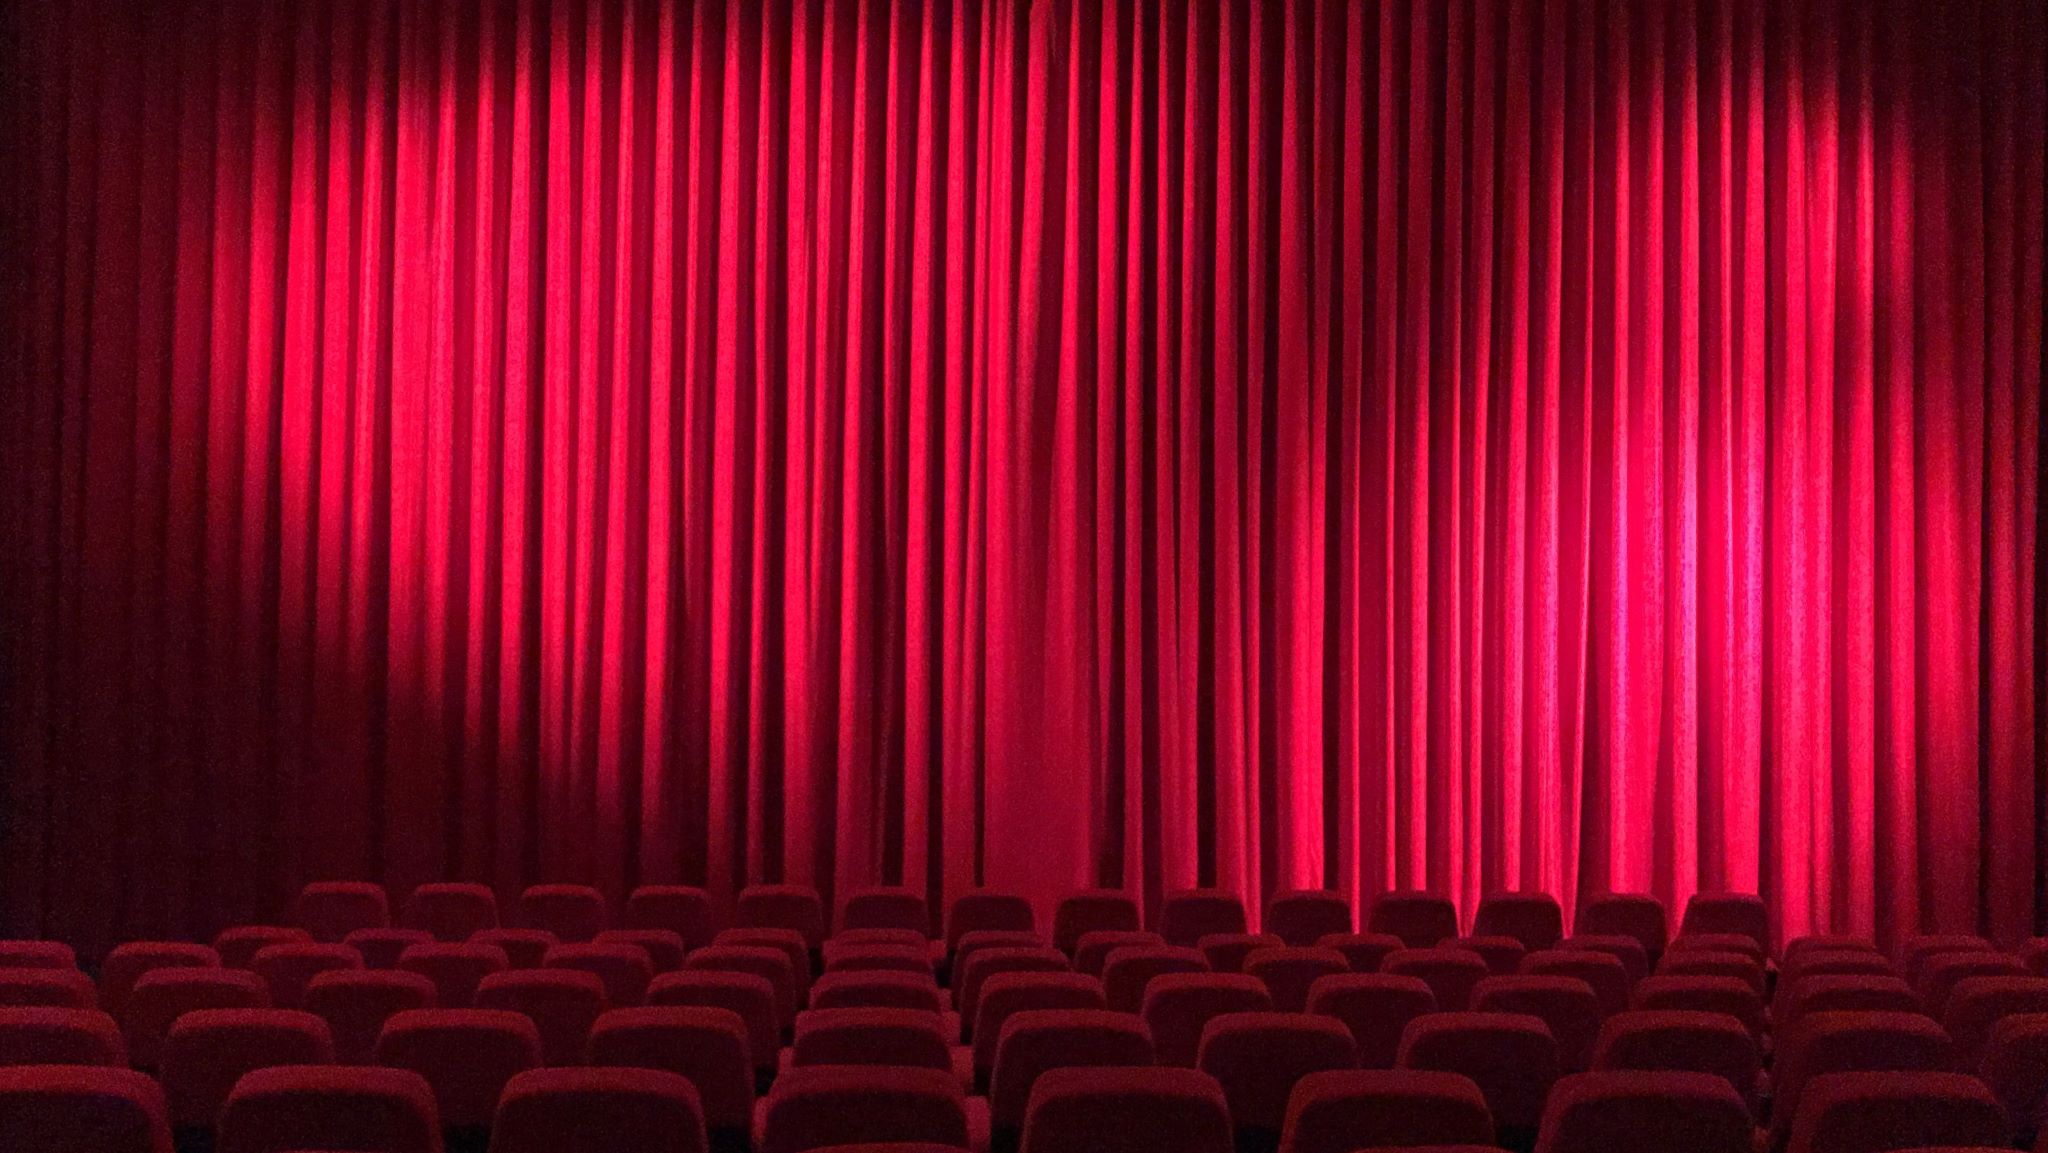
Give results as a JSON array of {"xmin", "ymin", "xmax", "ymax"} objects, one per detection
[{"xmin": 0, "ymin": 0, "xmax": 2041, "ymax": 955}]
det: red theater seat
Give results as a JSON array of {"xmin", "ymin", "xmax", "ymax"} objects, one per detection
[
  {"xmin": 1668, "ymin": 933, "xmax": 1769, "ymax": 964},
  {"xmin": 162, "ymin": 1008, "xmax": 335, "ymax": 1131},
  {"xmin": 1198, "ymin": 933, "xmax": 1284, "ymax": 975},
  {"xmin": 1265, "ymin": 891, "xmax": 1354, "ymax": 948},
  {"xmin": 1572, "ymin": 895, "xmax": 1669, "ymax": 965},
  {"xmin": 0, "ymin": 940, "xmax": 76, "ymax": 968},
  {"xmin": 402, "ymin": 883, "xmax": 501, "ymax": 942},
  {"xmin": 959, "ymin": 947, "xmax": 1072, "ymax": 1027},
  {"xmin": 251, "ymin": 942, "xmax": 363, "ymax": 1009},
  {"xmin": 1899, "ymin": 937, "xmax": 1996, "ymax": 983},
  {"xmin": 1367, "ymin": 893, "xmax": 1460, "ymax": 950},
  {"xmin": 375, "ymin": 1007, "xmax": 543, "ymax": 1129},
  {"xmin": 1140, "ymin": 972, "xmax": 1271, "ymax": 1067},
  {"xmin": 1052, "ymin": 892, "xmax": 1142, "ymax": 955},
  {"xmin": 1631, "ymin": 975, "xmax": 1765, "ymax": 1039},
  {"xmin": 597, "ymin": 927, "xmax": 691, "ymax": 973},
  {"xmin": 1102, "ymin": 946, "xmax": 1209, "ymax": 1013},
  {"xmin": 304, "ymin": 968, "xmax": 437, "ymax": 1064},
  {"xmin": 737, "ymin": 885, "xmax": 828, "ymax": 949},
  {"xmin": 1778, "ymin": 974, "xmax": 1921, "ymax": 1024},
  {"xmin": 1521, "ymin": 950, "xmax": 1632, "ymax": 1017},
  {"xmin": 1245, "ymin": 947, "xmax": 1349, "ymax": 1012},
  {"xmin": 214, "ymin": 927, "xmax": 315, "ymax": 971},
  {"xmin": 1943, "ymin": 976, "xmax": 2048, "ymax": 1067},
  {"xmin": 290, "ymin": 882, "xmax": 391, "ymax": 942},
  {"xmin": 489, "ymin": 1066, "xmax": 707, "ymax": 1153},
  {"xmin": 1159, "ymin": 890, "xmax": 1248, "ymax": 948},
  {"xmin": 2025, "ymin": 940, "xmax": 2048, "ymax": 978},
  {"xmin": 1472, "ymin": 975, "xmax": 1602, "ymax": 1071},
  {"xmin": 1776, "ymin": 950, "xmax": 1896, "ymax": 1007},
  {"xmin": 1654, "ymin": 953, "xmax": 1764, "ymax": 998},
  {"xmin": 628, "ymin": 886, "xmax": 720, "ymax": 952},
  {"xmin": 688, "ymin": 945, "xmax": 800, "ymax": 1026},
  {"xmin": 716, "ymin": 928, "xmax": 815, "ymax": 997},
  {"xmin": 1677, "ymin": 895, "xmax": 1769, "ymax": 958},
  {"xmin": 648, "ymin": 971, "xmax": 783, "ymax": 1075},
  {"xmin": 344, "ymin": 928, "xmax": 434, "ymax": 970},
  {"xmin": 1382, "ymin": 949, "xmax": 1490, "ymax": 1013},
  {"xmin": 1589, "ymin": 1010, "xmax": 1761, "ymax": 1109},
  {"xmin": 397, "ymin": 941, "xmax": 510, "ymax": 1008},
  {"xmin": 0, "ymin": 1006, "xmax": 128, "ymax": 1066},
  {"xmin": 546, "ymin": 941, "xmax": 656, "ymax": 1006},
  {"xmin": 0, "ymin": 966, "xmax": 96, "ymax": 1009},
  {"xmin": 792, "ymin": 1007, "xmax": 952, "ymax": 1071},
  {"xmin": 1397, "ymin": 1012, "xmax": 1560, "ymax": 1137},
  {"xmin": 1555, "ymin": 936, "xmax": 1650, "ymax": 986},
  {"xmin": 471, "ymin": 928, "xmax": 560, "ymax": 970},
  {"xmin": 475, "ymin": 968, "xmax": 608, "ymax": 1067},
  {"xmin": 1533, "ymin": 1070, "xmax": 1752, "ymax": 1153},
  {"xmin": 1449, "ymin": 936, "xmax": 1526, "ymax": 977},
  {"xmin": 976, "ymin": 973, "xmax": 1108, "ymax": 1080},
  {"xmin": 1980, "ymin": 1012, "xmax": 2048, "ymax": 1137},
  {"xmin": 841, "ymin": 888, "xmax": 934, "ymax": 937},
  {"xmin": 1770, "ymin": 1010, "xmax": 1960, "ymax": 1147},
  {"xmin": 947, "ymin": 892, "xmax": 1038, "ymax": 950},
  {"xmin": 1305, "ymin": 973, "xmax": 1437, "ymax": 1070},
  {"xmin": 829, "ymin": 929, "xmax": 932, "ymax": 959},
  {"xmin": 1196, "ymin": 1011, "xmax": 1357, "ymax": 1139},
  {"xmin": 100, "ymin": 942, "xmax": 222, "ymax": 1020},
  {"xmin": 814, "ymin": 970, "xmax": 947, "ymax": 1014},
  {"xmin": 828, "ymin": 944, "xmax": 936, "ymax": 975},
  {"xmin": 988, "ymin": 1008, "xmax": 1154, "ymax": 1134},
  {"xmin": 1784, "ymin": 1072, "xmax": 2005, "ymax": 1153},
  {"xmin": 1785, "ymin": 935, "xmax": 1882, "ymax": 963},
  {"xmin": 0, "ymin": 1064, "xmax": 173, "ymax": 1153},
  {"xmin": 1073, "ymin": 931, "xmax": 1166, "ymax": 978},
  {"xmin": 954, "ymin": 932, "xmax": 1049, "ymax": 982},
  {"xmin": 123, "ymin": 968, "xmax": 272, "ymax": 1069},
  {"xmin": 758, "ymin": 1066, "xmax": 971, "ymax": 1153},
  {"xmin": 1317, "ymin": 933, "xmax": 1407, "ymax": 974},
  {"xmin": 1019, "ymin": 1066, "xmax": 1231, "ymax": 1153},
  {"xmin": 215, "ymin": 1064, "xmax": 442, "ymax": 1153},
  {"xmin": 1472, "ymin": 893, "xmax": 1564, "ymax": 953},
  {"xmin": 1276, "ymin": 1069, "xmax": 1495, "ymax": 1153},
  {"xmin": 1920, "ymin": 953, "xmax": 2029, "ymax": 1021},
  {"xmin": 590, "ymin": 1006, "xmax": 755, "ymax": 1138},
  {"xmin": 520, "ymin": 884, "xmax": 609, "ymax": 943}
]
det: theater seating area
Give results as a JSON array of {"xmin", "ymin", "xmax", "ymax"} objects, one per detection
[{"xmin": 3, "ymin": 885, "xmax": 2047, "ymax": 1153}]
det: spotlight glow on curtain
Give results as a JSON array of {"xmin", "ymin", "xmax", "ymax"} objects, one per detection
[{"xmin": 2, "ymin": 0, "xmax": 2041, "ymax": 953}]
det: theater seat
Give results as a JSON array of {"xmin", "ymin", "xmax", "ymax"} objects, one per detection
[
  {"xmin": 0, "ymin": 1006, "xmax": 127, "ymax": 1067},
  {"xmin": 1556, "ymin": 935, "xmax": 1651, "ymax": 986},
  {"xmin": 1979, "ymin": 1012, "xmax": 2048, "ymax": 1140},
  {"xmin": 1367, "ymin": 893, "xmax": 1460, "ymax": 950},
  {"xmin": 947, "ymin": 892, "xmax": 1038, "ymax": 950},
  {"xmin": 0, "ymin": 1064, "xmax": 173, "ymax": 1153},
  {"xmin": 628, "ymin": 886, "xmax": 720, "ymax": 952},
  {"xmin": 757, "ymin": 1066, "xmax": 972, "ymax": 1153},
  {"xmin": 648, "ymin": 970, "xmax": 783, "ymax": 1077},
  {"xmin": 737, "ymin": 885, "xmax": 829, "ymax": 949},
  {"xmin": 828, "ymin": 944, "xmax": 937, "ymax": 976},
  {"xmin": 1159, "ymin": 890, "xmax": 1248, "ymax": 948},
  {"xmin": 1919, "ymin": 953, "xmax": 2029, "ymax": 1021},
  {"xmin": 1769, "ymin": 1010, "xmax": 1960, "ymax": 1148},
  {"xmin": 1019, "ymin": 1066, "xmax": 1230, "ymax": 1153},
  {"xmin": 214, "ymin": 1064, "xmax": 442, "ymax": 1153},
  {"xmin": 1589, "ymin": 1010, "xmax": 1761, "ymax": 1110},
  {"xmin": 1382, "ymin": 949, "xmax": 1490, "ymax": 1012},
  {"xmin": 251, "ymin": 941, "xmax": 363, "ymax": 1009},
  {"xmin": 0, "ymin": 940, "xmax": 76, "ymax": 969},
  {"xmin": 1784, "ymin": 1072, "xmax": 2005, "ymax": 1153},
  {"xmin": 977, "ymin": 973, "xmax": 1109, "ymax": 1080},
  {"xmin": 489, "ymin": 1066, "xmax": 707, "ymax": 1153},
  {"xmin": 1943, "ymin": 976, "xmax": 2048, "ymax": 1067},
  {"xmin": 1631, "ymin": 975, "xmax": 1765, "ymax": 1039},
  {"xmin": 213, "ymin": 927, "xmax": 315, "ymax": 971},
  {"xmin": 1573, "ymin": 895, "xmax": 1669, "ymax": 965},
  {"xmin": 397, "ymin": 941, "xmax": 510, "ymax": 1008},
  {"xmin": 841, "ymin": 888, "xmax": 934, "ymax": 937},
  {"xmin": 403, "ymin": 882, "xmax": 500, "ymax": 942},
  {"xmin": 958, "ymin": 948, "xmax": 1072, "ymax": 1028},
  {"xmin": 1778, "ymin": 975, "xmax": 1921, "ymax": 1025},
  {"xmin": 1197, "ymin": 933, "xmax": 1284, "ymax": 975},
  {"xmin": 473, "ymin": 927, "xmax": 562, "ymax": 970},
  {"xmin": 1397, "ymin": 1012, "xmax": 1559, "ymax": 1139},
  {"xmin": 161, "ymin": 1008, "xmax": 335, "ymax": 1131},
  {"xmin": 1471, "ymin": 975, "xmax": 1602, "ymax": 1071},
  {"xmin": 1304, "ymin": 973, "xmax": 1437, "ymax": 1070},
  {"xmin": 0, "ymin": 966, "xmax": 96, "ymax": 1009},
  {"xmin": 829, "ymin": 929, "xmax": 933, "ymax": 958},
  {"xmin": 520, "ymin": 884, "xmax": 610, "ymax": 943},
  {"xmin": 99, "ymin": 942, "xmax": 222, "ymax": 1021},
  {"xmin": 590, "ymin": 1006, "xmax": 755, "ymax": 1143},
  {"xmin": 954, "ymin": 933, "xmax": 1052, "ymax": 982},
  {"xmin": 1533, "ymin": 1070, "xmax": 1752, "ymax": 1153},
  {"xmin": 345, "ymin": 928, "xmax": 434, "ymax": 970},
  {"xmin": 1316, "ymin": 933, "xmax": 1407, "ymax": 974},
  {"xmin": 716, "ymin": 928, "xmax": 816, "ymax": 997},
  {"xmin": 304, "ymin": 968, "xmax": 437, "ymax": 1064},
  {"xmin": 792, "ymin": 1007, "xmax": 953, "ymax": 1072},
  {"xmin": 1669, "ymin": 933, "xmax": 1769, "ymax": 965},
  {"xmin": 123, "ymin": 967, "xmax": 272, "ymax": 1070},
  {"xmin": 1784, "ymin": 935, "xmax": 1881, "ymax": 963},
  {"xmin": 1196, "ymin": 1011, "xmax": 1357, "ymax": 1145},
  {"xmin": 1141, "ymin": 972, "xmax": 1271, "ymax": 1067},
  {"xmin": 375, "ymin": 1007, "xmax": 543, "ymax": 1129},
  {"xmin": 1898, "ymin": 937, "xmax": 1996, "ymax": 984},
  {"xmin": 1264, "ymin": 892, "xmax": 1354, "ymax": 947},
  {"xmin": 1449, "ymin": 935, "xmax": 1527, "ymax": 977},
  {"xmin": 1473, "ymin": 893, "xmax": 1564, "ymax": 953},
  {"xmin": 290, "ymin": 881, "xmax": 391, "ymax": 942},
  {"xmin": 475, "ymin": 968, "xmax": 608, "ymax": 1067},
  {"xmin": 687, "ymin": 945, "xmax": 800, "ymax": 1026},
  {"xmin": 1677, "ymin": 894, "xmax": 1769, "ymax": 959},
  {"xmin": 1521, "ymin": 950, "xmax": 1632, "ymax": 1016},
  {"xmin": 596, "ymin": 927, "xmax": 690, "ymax": 973},
  {"xmin": 813, "ymin": 970, "xmax": 947, "ymax": 1014},
  {"xmin": 1073, "ymin": 932, "xmax": 1166, "ymax": 978},
  {"xmin": 546, "ymin": 941, "xmax": 657, "ymax": 1006},
  {"xmin": 988, "ymin": 1008, "xmax": 1154, "ymax": 1136},
  {"xmin": 1102, "ymin": 946, "xmax": 1209, "ymax": 1014},
  {"xmin": 1052, "ymin": 892, "xmax": 1142, "ymax": 955},
  {"xmin": 1275, "ymin": 1069, "xmax": 1494, "ymax": 1153},
  {"xmin": 1245, "ymin": 947, "xmax": 1349, "ymax": 1012}
]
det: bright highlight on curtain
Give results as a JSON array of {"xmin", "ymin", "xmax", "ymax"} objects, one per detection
[{"xmin": 1, "ymin": 0, "xmax": 2040, "ymax": 954}]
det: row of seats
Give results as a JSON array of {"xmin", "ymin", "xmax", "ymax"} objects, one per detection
[{"xmin": 4, "ymin": 882, "xmax": 2048, "ymax": 1153}]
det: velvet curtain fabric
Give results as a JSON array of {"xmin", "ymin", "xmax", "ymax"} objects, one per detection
[{"xmin": 2, "ymin": 0, "xmax": 2041, "ymax": 953}]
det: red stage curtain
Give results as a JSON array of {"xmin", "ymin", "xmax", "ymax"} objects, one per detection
[{"xmin": 1, "ymin": 0, "xmax": 2040, "ymax": 954}]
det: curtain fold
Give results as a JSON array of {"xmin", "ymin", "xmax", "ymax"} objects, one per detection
[{"xmin": 1, "ymin": 0, "xmax": 2040, "ymax": 954}]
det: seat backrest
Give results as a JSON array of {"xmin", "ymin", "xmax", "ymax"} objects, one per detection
[
  {"xmin": 1396, "ymin": 1011, "xmax": 1561, "ymax": 1132},
  {"xmin": 1449, "ymin": 936, "xmax": 1528, "ymax": 976},
  {"xmin": 626, "ymin": 886, "xmax": 719, "ymax": 951},
  {"xmin": 793, "ymin": 1007, "xmax": 952, "ymax": 1070},
  {"xmin": 290, "ymin": 881, "xmax": 391, "ymax": 942},
  {"xmin": 757, "ymin": 1065, "xmax": 969, "ymax": 1153},
  {"xmin": 1196, "ymin": 933, "xmax": 1285, "ymax": 975},
  {"xmin": 646, "ymin": 970, "xmax": 781, "ymax": 1071},
  {"xmin": 1195, "ymin": 1011, "xmax": 1358, "ymax": 1132},
  {"xmin": 1669, "ymin": 933, "xmax": 1769, "ymax": 964},
  {"xmin": 1244, "ymin": 947, "xmax": 1350, "ymax": 1012},
  {"xmin": 713, "ymin": 927, "xmax": 815, "ymax": 993},
  {"xmin": 1588, "ymin": 1010, "xmax": 1760, "ymax": 1108},
  {"xmin": 1264, "ymin": 891, "xmax": 1354, "ymax": 948},
  {"xmin": 1158, "ymin": 891, "xmax": 1248, "ymax": 948},
  {"xmin": 519, "ymin": 884, "xmax": 610, "ymax": 943},
  {"xmin": 1053, "ymin": 892, "xmax": 1143, "ymax": 954},
  {"xmin": 99, "ymin": 943, "xmax": 222, "ymax": 1021},
  {"xmin": 1521, "ymin": 950, "xmax": 1632, "ymax": 1016},
  {"xmin": 1533, "ymin": 1070, "xmax": 1752, "ymax": 1153},
  {"xmin": 840, "ymin": 887, "xmax": 933, "ymax": 937},
  {"xmin": 0, "ymin": 1006, "xmax": 128, "ymax": 1067},
  {"xmin": 474, "ymin": 969, "xmax": 609, "ymax": 1067},
  {"xmin": 1382, "ymin": 949, "xmax": 1490, "ymax": 1012},
  {"xmin": 489, "ymin": 1066, "xmax": 706, "ymax": 1153},
  {"xmin": 1471, "ymin": 975, "xmax": 1603, "ymax": 1071},
  {"xmin": 544, "ymin": 942, "xmax": 656, "ymax": 1007},
  {"xmin": 826, "ymin": 929, "xmax": 931, "ymax": 959},
  {"xmin": 0, "ymin": 966, "xmax": 97, "ymax": 1009},
  {"xmin": 1304, "ymin": 973, "xmax": 1437, "ymax": 1070},
  {"xmin": 588, "ymin": 1005, "xmax": 754, "ymax": 1132},
  {"xmin": 1102, "ymin": 946, "xmax": 1210, "ymax": 1013},
  {"xmin": 1943, "ymin": 976, "xmax": 2048, "ymax": 1067},
  {"xmin": 1657, "ymin": 951, "xmax": 1767, "ymax": 998},
  {"xmin": 344, "ymin": 928, "xmax": 435, "ymax": 971},
  {"xmin": 0, "ymin": 941, "xmax": 75, "ymax": 969},
  {"xmin": 1316, "ymin": 933, "xmax": 1407, "ymax": 974},
  {"xmin": 595, "ymin": 929, "xmax": 690, "ymax": 974},
  {"xmin": 1472, "ymin": 893, "xmax": 1564, "ymax": 953},
  {"xmin": 1897, "ymin": 936, "xmax": 1995, "ymax": 982},
  {"xmin": 1778, "ymin": 974, "xmax": 1920, "ymax": 1025},
  {"xmin": 1572, "ymin": 895, "xmax": 1669, "ymax": 962},
  {"xmin": 958, "ymin": 947, "xmax": 1071, "ymax": 1023},
  {"xmin": 250, "ymin": 942, "xmax": 364, "ymax": 1009},
  {"xmin": 735, "ymin": 885, "xmax": 828, "ymax": 948},
  {"xmin": 1783, "ymin": 935, "xmax": 1880, "ymax": 964},
  {"xmin": 402, "ymin": 882, "xmax": 501, "ymax": 942},
  {"xmin": 303, "ymin": 968, "xmax": 438, "ymax": 1064},
  {"xmin": 1677, "ymin": 894, "xmax": 1769, "ymax": 958},
  {"xmin": 685, "ymin": 945, "xmax": 799, "ymax": 1025},
  {"xmin": 1978, "ymin": 1011, "xmax": 2048, "ymax": 1131},
  {"xmin": 946, "ymin": 890, "xmax": 1037, "ymax": 949},
  {"xmin": 977, "ymin": 972, "xmax": 1110, "ymax": 1074},
  {"xmin": 0, "ymin": 1064, "xmax": 173, "ymax": 1153},
  {"xmin": 162, "ymin": 1008, "xmax": 335, "ymax": 1129},
  {"xmin": 1275, "ymin": 1068, "xmax": 1493, "ymax": 1153},
  {"xmin": 825, "ymin": 944, "xmax": 935, "ymax": 976},
  {"xmin": 811, "ymin": 970, "xmax": 945, "ymax": 1014},
  {"xmin": 1919, "ymin": 953, "xmax": 2029, "ymax": 1021},
  {"xmin": 470, "ymin": 928, "xmax": 560, "ymax": 970},
  {"xmin": 123, "ymin": 968, "xmax": 272, "ymax": 1069},
  {"xmin": 989, "ymin": 1008, "xmax": 1155, "ymax": 1128},
  {"xmin": 215, "ymin": 1064, "xmax": 442, "ymax": 1153},
  {"xmin": 1555, "ymin": 936, "xmax": 1651, "ymax": 986},
  {"xmin": 1020, "ymin": 1065, "xmax": 1232, "ymax": 1153},
  {"xmin": 1366, "ymin": 893, "xmax": 1460, "ymax": 950},
  {"xmin": 1784, "ymin": 1071, "xmax": 2005, "ymax": 1153},
  {"xmin": 1771, "ymin": 1010, "xmax": 1960, "ymax": 1145},
  {"xmin": 1140, "ymin": 972, "xmax": 1271, "ymax": 1067},
  {"xmin": 213, "ymin": 927, "xmax": 315, "ymax": 971},
  {"xmin": 1073, "ymin": 932, "xmax": 1167, "ymax": 978},
  {"xmin": 395, "ymin": 942, "xmax": 510, "ymax": 1008},
  {"xmin": 375, "ymin": 1007, "xmax": 543, "ymax": 1129}
]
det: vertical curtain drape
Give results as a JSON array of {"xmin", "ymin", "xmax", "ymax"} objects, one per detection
[{"xmin": 2, "ymin": 0, "xmax": 2041, "ymax": 955}]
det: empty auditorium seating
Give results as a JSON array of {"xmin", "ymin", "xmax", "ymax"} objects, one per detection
[
  {"xmin": 1244, "ymin": 947, "xmax": 1349, "ymax": 1012},
  {"xmin": 628, "ymin": 885, "xmax": 720, "ymax": 951},
  {"xmin": 596, "ymin": 927, "xmax": 691, "ymax": 972},
  {"xmin": 397, "ymin": 941, "xmax": 511, "ymax": 1007},
  {"xmin": 814, "ymin": 970, "xmax": 948, "ymax": 1014},
  {"xmin": 250, "ymin": 941, "xmax": 363, "ymax": 1008},
  {"xmin": 1978, "ymin": 1012, "xmax": 2048, "ymax": 1139},
  {"xmin": 1074, "ymin": 931, "xmax": 1167, "ymax": 977},
  {"xmin": 1677, "ymin": 895, "xmax": 1769, "ymax": 957},
  {"xmin": 1783, "ymin": 1071, "xmax": 2005, "ymax": 1153},
  {"xmin": 1573, "ymin": 895, "xmax": 1669, "ymax": 965},
  {"xmin": 736, "ymin": 885, "xmax": 829, "ymax": 948},
  {"xmin": 1158, "ymin": 890, "xmax": 1248, "ymax": 947},
  {"xmin": 1304, "ymin": 973, "xmax": 1437, "ymax": 1069},
  {"xmin": 1398, "ymin": 1011, "xmax": 1561, "ymax": 1139},
  {"xmin": 1632, "ymin": 976, "xmax": 1765, "ymax": 1039},
  {"xmin": 791, "ymin": 1007, "xmax": 953, "ymax": 1074},
  {"xmin": 647, "ymin": 970, "xmax": 783, "ymax": 1076},
  {"xmin": 1367, "ymin": 893, "xmax": 1460, "ymax": 949},
  {"xmin": 1778, "ymin": 974, "xmax": 1921, "ymax": 1023},
  {"xmin": 519, "ymin": 884, "xmax": 609, "ymax": 943},
  {"xmin": 304, "ymin": 968, "xmax": 438, "ymax": 1064},
  {"xmin": 1276, "ymin": 1069, "xmax": 1495, "ymax": 1153},
  {"xmin": 1533, "ymin": 1070, "xmax": 1752, "ymax": 1153},
  {"xmin": 375, "ymin": 1007, "xmax": 543, "ymax": 1129},
  {"xmin": 346, "ymin": 927, "xmax": 436, "ymax": 970},
  {"xmin": 841, "ymin": 887, "xmax": 934, "ymax": 937},
  {"xmin": 290, "ymin": 881, "xmax": 391, "ymax": 942},
  {"xmin": 829, "ymin": 944, "xmax": 938, "ymax": 975},
  {"xmin": 1449, "ymin": 935, "xmax": 1527, "ymax": 976},
  {"xmin": 947, "ymin": 891, "xmax": 1038, "ymax": 949},
  {"xmin": 1383, "ymin": 948, "xmax": 1491, "ymax": 1012},
  {"xmin": 0, "ymin": 940, "xmax": 75, "ymax": 968},
  {"xmin": 0, "ymin": 1064, "xmax": 173, "ymax": 1153},
  {"xmin": 1196, "ymin": 1011, "xmax": 1357, "ymax": 1146},
  {"xmin": 828, "ymin": 929, "xmax": 933, "ymax": 960},
  {"xmin": 715, "ymin": 927, "xmax": 816, "ymax": 993},
  {"xmin": 489, "ymin": 1066, "xmax": 707, "ymax": 1153},
  {"xmin": 403, "ymin": 882, "xmax": 501, "ymax": 941},
  {"xmin": 1589, "ymin": 1010, "xmax": 1761, "ymax": 1109},
  {"xmin": 1052, "ymin": 892, "xmax": 1143, "ymax": 954},
  {"xmin": 0, "ymin": 966, "xmax": 96, "ymax": 1008},
  {"xmin": 1900, "ymin": 937, "xmax": 1997, "ymax": 984},
  {"xmin": 1784, "ymin": 935, "xmax": 1881, "ymax": 962},
  {"xmin": 758, "ymin": 1066, "xmax": 971, "ymax": 1153},
  {"xmin": 689, "ymin": 944, "xmax": 801, "ymax": 1026},
  {"xmin": 976, "ymin": 972, "xmax": 1109, "ymax": 1081},
  {"xmin": 546, "ymin": 941, "xmax": 657, "ymax": 1006},
  {"xmin": 161, "ymin": 1007, "xmax": 335, "ymax": 1131},
  {"xmin": 1770, "ymin": 1010, "xmax": 1961, "ymax": 1147},
  {"xmin": 953, "ymin": 932, "xmax": 1051, "ymax": 978},
  {"xmin": 1522, "ymin": 949, "xmax": 1632, "ymax": 1017},
  {"xmin": 1141, "ymin": 972, "xmax": 1271, "ymax": 1067},
  {"xmin": 471, "ymin": 928, "xmax": 560, "ymax": 970},
  {"xmin": 124, "ymin": 967, "xmax": 272, "ymax": 1069},
  {"xmin": 1197, "ymin": 933, "xmax": 1284, "ymax": 974},
  {"xmin": 1102, "ymin": 945, "xmax": 1209, "ymax": 1013},
  {"xmin": 1317, "ymin": 932, "xmax": 1407, "ymax": 974},
  {"xmin": 213, "ymin": 926, "xmax": 314, "ymax": 970},
  {"xmin": 1020, "ymin": 1066, "xmax": 1231, "ymax": 1153},
  {"xmin": 958, "ymin": 947, "xmax": 1072, "ymax": 1026},
  {"xmin": 1919, "ymin": 952, "xmax": 2029, "ymax": 1021},
  {"xmin": 0, "ymin": 1005, "xmax": 128, "ymax": 1066},
  {"xmin": 1658, "ymin": 952, "xmax": 1765, "ymax": 998},
  {"xmin": 589, "ymin": 1005, "xmax": 754, "ymax": 1146},
  {"xmin": 474, "ymin": 968, "xmax": 608, "ymax": 1067},
  {"xmin": 1668, "ymin": 933, "xmax": 1769, "ymax": 964},
  {"xmin": 1473, "ymin": 893, "xmax": 1565, "ymax": 953},
  {"xmin": 988, "ymin": 1008, "xmax": 1154, "ymax": 1136},
  {"xmin": 1942, "ymin": 975, "xmax": 2048, "ymax": 1067},
  {"xmin": 1264, "ymin": 891, "xmax": 1354, "ymax": 947},
  {"xmin": 214, "ymin": 1064, "xmax": 442, "ymax": 1153},
  {"xmin": 99, "ymin": 942, "xmax": 222, "ymax": 1020},
  {"xmin": 1472, "ymin": 975, "xmax": 1603, "ymax": 1071}
]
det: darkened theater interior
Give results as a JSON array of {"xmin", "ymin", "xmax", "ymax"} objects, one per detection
[{"xmin": 0, "ymin": 0, "xmax": 2043, "ymax": 1150}]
